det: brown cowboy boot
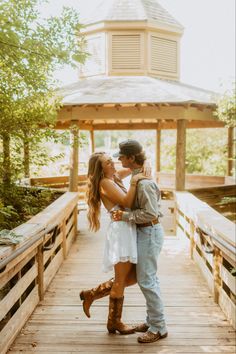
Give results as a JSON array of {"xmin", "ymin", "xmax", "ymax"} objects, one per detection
[
  {"xmin": 107, "ymin": 296, "xmax": 135, "ymax": 335},
  {"xmin": 80, "ymin": 278, "xmax": 113, "ymax": 318}
]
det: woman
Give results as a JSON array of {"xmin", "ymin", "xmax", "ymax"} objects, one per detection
[{"xmin": 80, "ymin": 152, "xmax": 149, "ymax": 334}]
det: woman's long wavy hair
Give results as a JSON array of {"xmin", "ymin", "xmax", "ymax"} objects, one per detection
[{"xmin": 86, "ymin": 152, "xmax": 106, "ymax": 232}]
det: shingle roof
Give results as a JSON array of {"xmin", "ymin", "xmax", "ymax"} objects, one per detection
[
  {"xmin": 84, "ymin": 0, "xmax": 183, "ymax": 30},
  {"xmin": 58, "ymin": 76, "xmax": 218, "ymax": 106}
]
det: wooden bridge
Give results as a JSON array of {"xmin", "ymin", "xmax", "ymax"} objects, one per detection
[{"xmin": 0, "ymin": 190, "xmax": 235, "ymax": 353}]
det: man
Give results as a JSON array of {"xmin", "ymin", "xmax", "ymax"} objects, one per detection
[{"xmin": 112, "ymin": 139, "xmax": 168, "ymax": 344}]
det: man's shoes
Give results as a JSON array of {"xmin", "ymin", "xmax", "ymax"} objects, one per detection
[
  {"xmin": 137, "ymin": 331, "xmax": 168, "ymax": 343},
  {"xmin": 133, "ymin": 323, "xmax": 149, "ymax": 332}
]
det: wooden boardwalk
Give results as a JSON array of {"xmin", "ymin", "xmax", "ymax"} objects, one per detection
[{"xmin": 8, "ymin": 209, "xmax": 236, "ymax": 353}]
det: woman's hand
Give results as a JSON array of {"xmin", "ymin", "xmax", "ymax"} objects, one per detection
[
  {"xmin": 130, "ymin": 173, "xmax": 152, "ymax": 186},
  {"xmin": 111, "ymin": 209, "xmax": 123, "ymax": 221},
  {"xmin": 142, "ymin": 160, "xmax": 152, "ymax": 177}
]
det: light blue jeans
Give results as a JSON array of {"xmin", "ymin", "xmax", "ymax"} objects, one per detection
[{"xmin": 136, "ymin": 223, "xmax": 167, "ymax": 335}]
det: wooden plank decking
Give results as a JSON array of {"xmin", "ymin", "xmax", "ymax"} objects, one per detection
[{"xmin": 8, "ymin": 209, "xmax": 236, "ymax": 353}]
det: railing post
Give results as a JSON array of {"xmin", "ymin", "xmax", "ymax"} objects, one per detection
[
  {"xmin": 73, "ymin": 206, "xmax": 78, "ymax": 240},
  {"xmin": 37, "ymin": 244, "xmax": 44, "ymax": 301},
  {"xmin": 173, "ymin": 195, "xmax": 178, "ymax": 235},
  {"xmin": 62, "ymin": 219, "xmax": 67, "ymax": 259},
  {"xmin": 190, "ymin": 220, "xmax": 195, "ymax": 260},
  {"xmin": 213, "ymin": 247, "xmax": 222, "ymax": 303}
]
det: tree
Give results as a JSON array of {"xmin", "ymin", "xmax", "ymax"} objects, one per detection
[
  {"xmin": 215, "ymin": 86, "xmax": 236, "ymax": 127},
  {"xmin": 0, "ymin": 0, "xmax": 87, "ymax": 184}
]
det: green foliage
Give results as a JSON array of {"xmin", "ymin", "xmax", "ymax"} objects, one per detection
[
  {"xmin": 94, "ymin": 129, "xmax": 227, "ymax": 176},
  {"xmin": 215, "ymin": 86, "xmax": 236, "ymax": 127},
  {"xmin": 0, "ymin": 200, "xmax": 18, "ymax": 228},
  {"xmin": 186, "ymin": 129, "xmax": 227, "ymax": 175},
  {"xmin": 0, "ymin": 229, "xmax": 23, "ymax": 245},
  {"xmin": 0, "ymin": 129, "xmax": 71, "ymax": 181},
  {"xmin": 220, "ymin": 196, "xmax": 236, "ymax": 205},
  {"xmin": 161, "ymin": 129, "xmax": 227, "ymax": 175},
  {"xmin": 0, "ymin": 0, "xmax": 87, "ymax": 184},
  {"xmin": 0, "ymin": 184, "xmax": 60, "ymax": 230}
]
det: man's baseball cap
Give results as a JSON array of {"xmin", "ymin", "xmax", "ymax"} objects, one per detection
[{"xmin": 113, "ymin": 139, "xmax": 143, "ymax": 157}]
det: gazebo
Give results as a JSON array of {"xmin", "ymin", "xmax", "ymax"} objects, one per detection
[
  {"xmin": 1, "ymin": 4, "xmax": 235, "ymax": 352},
  {"xmin": 56, "ymin": 0, "xmax": 232, "ymax": 191}
]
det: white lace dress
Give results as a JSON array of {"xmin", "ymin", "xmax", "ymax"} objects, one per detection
[{"xmin": 102, "ymin": 205, "xmax": 137, "ymax": 273}]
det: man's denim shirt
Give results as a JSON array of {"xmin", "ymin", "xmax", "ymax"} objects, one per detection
[{"xmin": 122, "ymin": 168, "xmax": 162, "ymax": 224}]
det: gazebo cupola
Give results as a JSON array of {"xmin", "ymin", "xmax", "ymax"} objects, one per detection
[{"xmin": 80, "ymin": 0, "xmax": 184, "ymax": 81}]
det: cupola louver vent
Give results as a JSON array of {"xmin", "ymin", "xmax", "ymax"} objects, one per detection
[
  {"xmin": 151, "ymin": 36, "xmax": 177, "ymax": 73},
  {"xmin": 112, "ymin": 34, "xmax": 142, "ymax": 70}
]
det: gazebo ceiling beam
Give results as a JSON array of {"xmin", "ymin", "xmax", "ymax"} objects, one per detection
[
  {"xmin": 58, "ymin": 105, "xmax": 216, "ymax": 122},
  {"xmin": 55, "ymin": 120, "xmax": 224, "ymax": 130}
]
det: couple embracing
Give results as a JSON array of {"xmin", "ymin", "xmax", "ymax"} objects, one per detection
[{"xmin": 80, "ymin": 139, "xmax": 167, "ymax": 344}]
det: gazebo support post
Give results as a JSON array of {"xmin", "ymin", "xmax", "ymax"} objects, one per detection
[
  {"xmin": 176, "ymin": 119, "xmax": 186, "ymax": 191},
  {"xmin": 69, "ymin": 122, "xmax": 79, "ymax": 192},
  {"xmin": 227, "ymin": 127, "xmax": 234, "ymax": 176},
  {"xmin": 156, "ymin": 129, "xmax": 161, "ymax": 173},
  {"xmin": 90, "ymin": 129, "xmax": 95, "ymax": 153}
]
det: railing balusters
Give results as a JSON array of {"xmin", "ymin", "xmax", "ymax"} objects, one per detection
[
  {"xmin": 62, "ymin": 219, "xmax": 67, "ymax": 259},
  {"xmin": 190, "ymin": 220, "xmax": 195, "ymax": 260},
  {"xmin": 37, "ymin": 244, "xmax": 44, "ymax": 301},
  {"xmin": 175, "ymin": 191, "xmax": 236, "ymax": 329},
  {"xmin": 0, "ymin": 192, "xmax": 79, "ymax": 354},
  {"xmin": 213, "ymin": 247, "xmax": 222, "ymax": 303}
]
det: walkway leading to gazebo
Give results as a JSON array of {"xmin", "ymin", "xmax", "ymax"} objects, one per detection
[{"xmin": 8, "ymin": 210, "xmax": 236, "ymax": 353}]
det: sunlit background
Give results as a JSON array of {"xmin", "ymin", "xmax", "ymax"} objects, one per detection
[
  {"xmin": 40, "ymin": 0, "xmax": 235, "ymax": 92},
  {"xmin": 36, "ymin": 0, "xmax": 235, "ymax": 178}
]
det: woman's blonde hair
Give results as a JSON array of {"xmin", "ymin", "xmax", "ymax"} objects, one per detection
[{"xmin": 86, "ymin": 152, "xmax": 106, "ymax": 232}]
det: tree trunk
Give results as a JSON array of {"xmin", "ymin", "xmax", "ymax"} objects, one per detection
[
  {"xmin": 69, "ymin": 124, "xmax": 79, "ymax": 192},
  {"xmin": 23, "ymin": 136, "xmax": 30, "ymax": 178},
  {"xmin": 1, "ymin": 132, "xmax": 11, "ymax": 185}
]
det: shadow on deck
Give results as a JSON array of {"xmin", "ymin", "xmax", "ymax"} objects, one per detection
[{"xmin": 7, "ymin": 210, "xmax": 236, "ymax": 354}]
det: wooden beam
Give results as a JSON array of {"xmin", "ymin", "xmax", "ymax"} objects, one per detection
[
  {"xmin": 58, "ymin": 105, "xmax": 217, "ymax": 122},
  {"xmin": 69, "ymin": 123, "xmax": 79, "ymax": 192},
  {"xmin": 156, "ymin": 129, "xmax": 161, "ymax": 172},
  {"xmin": 227, "ymin": 127, "xmax": 234, "ymax": 176},
  {"xmin": 176, "ymin": 119, "xmax": 186, "ymax": 191},
  {"xmin": 54, "ymin": 120, "xmax": 224, "ymax": 131},
  {"xmin": 90, "ymin": 129, "xmax": 95, "ymax": 153}
]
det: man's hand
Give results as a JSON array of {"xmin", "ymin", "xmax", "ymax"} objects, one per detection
[
  {"xmin": 142, "ymin": 160, "xmax": 152, "ymax": 177},
  {"xmin": 111, "ymin": 209, "xmax": 123, "ymax": 221}
]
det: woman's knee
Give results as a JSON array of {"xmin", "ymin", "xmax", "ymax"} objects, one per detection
[{"xmin": 125, "ymin": 268, "xmax": 137, "ymax": 286}]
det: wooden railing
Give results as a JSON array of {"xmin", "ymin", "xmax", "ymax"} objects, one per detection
[
  {"xmin": 0, "ymin": 192, "xmax": 78, "ymax": 354},
  {"xmin": 30, "ymin": 175, "xmax": 87, "ymax": 202},
  {"xmin": 189, "ymin": 185, "xmax": 236, "ymax": 222},
  {"xmin": 156, "ymin": 172, "xmax": 234, "ymax": 190},
  {"xmin": 175, "ymin": 191, "xmax": 236, "ymax": 329}
]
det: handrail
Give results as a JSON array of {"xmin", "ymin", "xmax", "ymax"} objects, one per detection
[
  {"xmin": 0, "ymin": 191, "xmax": 79, "ymax": 354},
  {"xmin": 0, "ymin": 221, "xmax": 61, "ymax": 272},
  {"xmin": 175, "ymin": 191, "xmax": 236, "ymax": 329},
  {"xmin": 196, "ymin": 224, "xmax": 236, "ymax": 256}
]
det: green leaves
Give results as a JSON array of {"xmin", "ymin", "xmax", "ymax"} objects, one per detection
[
  {"xmin": 0, "ymin": 0, "xmax": 87, "ymax": 184},
  {"xmin": 215, "ymin": 85, "xmax": 236, "ymax": 127},
  {"xmin": 0, "ymin": 229, "xmax": 23, "ymax": 245}
]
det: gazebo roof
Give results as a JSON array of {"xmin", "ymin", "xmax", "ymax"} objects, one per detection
[
  {"xmin": 58, "ymin": 76, "xmax": 218, "ymax": 107},
  {"xmin": 83, "ymin": 0, "xmax": 183, "ymax": 31}
]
